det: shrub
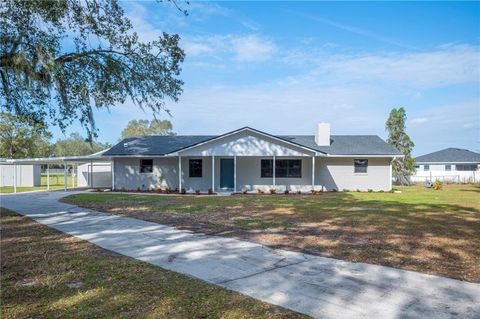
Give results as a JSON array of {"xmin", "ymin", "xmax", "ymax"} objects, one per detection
[
  {"xmin": 297, "ymin": 190, "xmax": 302, "ymax": 195},
  {"xmin": 284, "ymin": 189, "xmax": 290, "ymax": 195},
  {"xmin": 331, "ymin": 189, "xmax": 338, "ymax": 192},
  {"xmin": 181, "ymin": 188, "xmax": 186, "ymax": 194},
  {"xmin": 195, "ymin": 190, "xmax": 201, "ymax": 195},
  {"xmin": 257, "ymin": 188, "xmax": 265, "ymax": 194},
  {"xmin": 356, "ymin": 189, "xmax": 361, "ymax": 192},
  {"xmin": 269, "ymin": 188, "xmax": 276, "ymax": 194},
  {"xmin": 136, "ymin": 187, "xmax": 141, "ymax": 192},
  {"xmin": 342, "ymin": 189, "xmax": 349, "ymax": 192},
  {"xmin": 208, "ymin": 188, "xmax": 214, "ymax": 195},
  {"xmin": 433, "ymin": 180, "xmax": 443, "ymax": 190},
  {"xmin": 368, "ymin": 189, "xmax": 373, "ymax": 193},
  {"xmin": 242, "ymin": 189, "xmax": 248, "ymax": 194}
]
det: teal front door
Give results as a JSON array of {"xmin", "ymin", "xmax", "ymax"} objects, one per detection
[{"xmin": 220, "ymin": 158, "xmax": 234, "ymax": 189}]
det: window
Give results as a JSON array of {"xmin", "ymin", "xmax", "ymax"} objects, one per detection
[
  {"xmin": 261, "ymin": 159, "xmax": 302, "ymax": 178},
  {"xmin": 354, "ymin": 159, "xmax": 368, "ymax": 173},
  {"xmin": 456, "ymin": 164, "xmax": 477, "ymax": 171},
  {"xmin": 424, "ymin": 165, "xmax": 429, "ymax": 171},
  {"xmin": 140, "ymin": 159, "xmax": 153, "ymax": 173},
  {"xmin": 445, "ymin": 165, "xmax": 451, "ymax": 171},
  {"xmin": 261, "ymin": 159, "xmax": 273, "ymax": 177},
  {"xmin": 189, "ymin": 159, "xmax": 202, "ymax": 177}
]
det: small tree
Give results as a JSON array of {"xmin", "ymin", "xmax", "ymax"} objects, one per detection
[
  {"xmin": 120, "ymin": 119, "xmax": 175, "ymax": 139},
  {"xmin": 386, "ymin": 107, "xmax": 415, "ymax": 185}
]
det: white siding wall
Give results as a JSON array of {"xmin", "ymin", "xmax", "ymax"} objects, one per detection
[
  {"xmin": 0, "ymin": 164, "xmax": 41, "ymax": 187},
  {"xmin": 77, "ymin": 163, "xmax": 112, "ymax": 188},
  {"xmin": 316, "ymin": 157, "xmax": 392, "ymax": 191},
  {"xmin": 114, "ymin": 157, "xmax": 178, "ymax": 190},
  {"xmin": 113, "ymin": 156, "xmax": 393, "ymax": 192}
]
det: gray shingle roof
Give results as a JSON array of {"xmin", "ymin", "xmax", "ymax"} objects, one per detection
[
  {"xmin": 105, "ymin": 135, "xmax": 216, "ymax": 156},
  {"xmin": 103, "ymin": 128, "xmax": 401, "ymax": 156},
  {"xmin": 279, "ymin": 135, "xmax": 400, "ymax": 155},
  {"xmin": 415, "ymin": 148, "xmax": 480, "ymax": 163}
]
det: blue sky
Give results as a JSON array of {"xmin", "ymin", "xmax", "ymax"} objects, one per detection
[{"xmin": 52, "ymin": 1, "xmax": 480, "ymax": 156}]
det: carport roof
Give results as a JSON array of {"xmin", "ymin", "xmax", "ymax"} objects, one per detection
[{"xmin": 4, "ymin": 149, "xmax": 111, "ymax": 165}]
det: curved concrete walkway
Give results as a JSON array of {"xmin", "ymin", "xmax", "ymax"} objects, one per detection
[{"xmin": 1, "ymin": 191, "xmax": 479, "ymax": 319}]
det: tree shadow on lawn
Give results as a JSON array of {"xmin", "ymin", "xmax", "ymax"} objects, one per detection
[
  {"xmin": 458, "ymin": 184, "xmax": 480, "ymax": 193},
  {"xmin": 61, "ymin": 192, "xmax": 480, "ymax": 282},
  {"xmin": 4, "ymin": 206, "xmax": 480, "ymax": 319},
  {"xmin": 1, "ymin": 210, "xmax": 306, "ymax": 319}
]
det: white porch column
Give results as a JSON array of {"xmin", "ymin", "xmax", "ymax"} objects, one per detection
[
  {"xmin": 312, "ymin": 156, "xmax": 315, "ymax": 188},
  {"xmin": 178, "ymin": 156, "xmax": 182, "ymax": 190},
  {"xmin": 211, "ymin": 156, "xmax": 215, "ymax": 191},
  {"xmin": 74, "ymin": 163, "xmax": 77, "ymax": 188},
  {"xmin": 272, "ymin": 156, "xmax": 276, "ymax": 186},
  {"xmin": 13, "ymin": 163, "xmax": 17, "ymax": 193},
  {"xmin": 71, "ymin": 164, "xmax": 75, "ymax": 189},
  {"xmin": 47, "ymin": 164, "xmax": 50, "ymax": 191},
  {"xmin": 63, "ymin": 161, "xmax": 67, "ymax": 191},
  {"xmin": 234, "ymin": 156, "xmax": 237, "ymax": 193},
  {"xmin": 111, "ymin": 160, "xmax": 115, "ymax": 190},
  {"xmin": 90, "ymin": 160, "xmax": 94, "ymax": 188}
]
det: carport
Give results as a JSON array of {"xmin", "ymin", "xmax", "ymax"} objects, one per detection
[{"xmin": 5, "ymin": 150, "xmax": 112, "ymax": 193}]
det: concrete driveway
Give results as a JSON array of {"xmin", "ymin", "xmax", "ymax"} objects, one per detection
[{"xmin": 1, "ymin": 191, "xmax": 479, "ymax": 319}]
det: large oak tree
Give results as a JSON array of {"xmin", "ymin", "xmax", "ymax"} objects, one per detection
[{"xmin": 0, "ymin": 0, "xmax": 185, "ymax": 140}]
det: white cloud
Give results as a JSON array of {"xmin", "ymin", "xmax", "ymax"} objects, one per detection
[
  {"xmin": 231, "ymin": 35, "xmax": 275, "ymax": 62},
  {"xmin": 286, "ymin": 11, "xmax": 420, "ymax": 51},
  {"xmin": 411, "ymin": 117, "xmax": 429, "ymax": 124},
  {"xmin": 281, "ymin": 44, "xmax": 480, "ymax": 89},
  {"xmin": 183, "ymin": 34, "xmax": 276, "ymax": 62},
  {"xmin": 182, "ymin": 41, "xmax": 214, "ymax": 56}
]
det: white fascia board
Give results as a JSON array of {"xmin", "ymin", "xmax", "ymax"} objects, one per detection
[
  {"xmin": 6, "ymin": 155, "xmax": 112, "ymax": 164},
  {"xmin": 106, "ymin": 155, "xmax": 169, "ymax": 158},
  {"xmin": 326, "ymin": 154, "xmax": 404, "ymax": 158},
  {"xmin": 415, "ymin": 161, "xmax": 480, "ymax": 164}
]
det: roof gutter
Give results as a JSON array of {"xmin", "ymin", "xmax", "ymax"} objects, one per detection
[{"xmin": 325, "ymin": 154, "xmax": 404, "ymax": 158}]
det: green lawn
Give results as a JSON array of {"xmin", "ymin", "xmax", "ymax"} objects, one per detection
[
  {"xmin": 63, "ymin": 184, "xmax": 480, "ymax": 282},
  {"xmin": 0, "ymin": 207, "xmax": 305, "ymax": 319},
  {"xmin": 0, "ymin": 174, "xmax": 74, "ymax": 193}
]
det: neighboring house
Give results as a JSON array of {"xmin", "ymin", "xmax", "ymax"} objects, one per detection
[
  {"xmin": 413, "ymin": 148, "xmax": 480, "ymax": 183},
  {"xmin": 103, "ymin": 123, "xmax": 402, "ymax": 192}
]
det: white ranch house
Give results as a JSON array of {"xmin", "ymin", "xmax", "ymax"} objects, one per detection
[
  {"xmin": 3, "ymin": 123, "xmax": 402, "ymax": 193},
  {"xmin": 105, "ymin": 123, "xmax": 401, "ymax": 192}
]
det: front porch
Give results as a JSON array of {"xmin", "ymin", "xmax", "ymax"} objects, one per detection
[{"xmin": 177, "ymin": 155, "xmax": 322, "ymax": 194}]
